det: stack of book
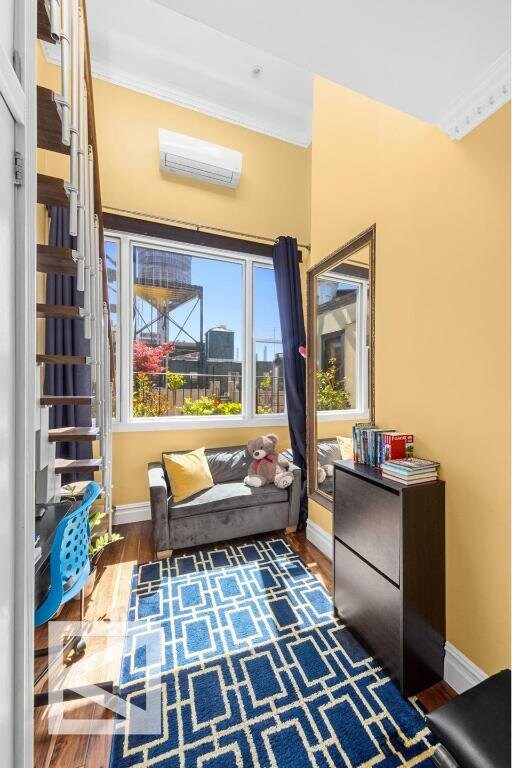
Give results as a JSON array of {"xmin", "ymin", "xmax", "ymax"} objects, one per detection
[
  {"xmin": 380, "ymin": 458, "xmax": 440, "ymax": 485},
  {"xmin": 352, "ymin": 424, "xmax": 414, "ymax": 467}
]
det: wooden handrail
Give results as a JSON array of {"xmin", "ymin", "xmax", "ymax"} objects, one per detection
[{"xmin": 82, "ymin": 0, "xmax": 115, "ymax": 382}]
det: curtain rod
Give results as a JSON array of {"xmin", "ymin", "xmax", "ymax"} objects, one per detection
[{"xmin": 103, "ymin": 204, "xmax": 311, "ymax": 251}]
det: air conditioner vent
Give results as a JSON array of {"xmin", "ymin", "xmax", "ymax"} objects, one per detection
[{"xmin": 159, "ymin": 130, "xmax": 242, "ymax": 189}]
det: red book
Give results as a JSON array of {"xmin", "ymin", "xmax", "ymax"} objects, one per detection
[{"xmin": 383, "ymin": 432, "xmax": 414, "ymax": 461}]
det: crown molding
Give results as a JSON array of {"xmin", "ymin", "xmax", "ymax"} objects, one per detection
[
  {"xmin": 42, "ymin": 42, "xmax": 311, "ymax": 147},
  {"xmin": 437, "ymin": 50, "xmax": 511, "ymax": 139}
]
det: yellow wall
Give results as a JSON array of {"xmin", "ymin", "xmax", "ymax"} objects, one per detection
[
  {"xmin": 37, "ymin": 46, "xmax": 311, "ymax": 507},
  {"xmin": 92, "ymin": 79, "xmax": 311, "ymax": 241},
  {"xmin": 309, "ymin": 76, "xmax": 510, "ymax": 674}
]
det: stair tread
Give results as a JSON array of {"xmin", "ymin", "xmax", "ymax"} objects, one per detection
[
  {"xmin": 49, "ymin": 427, "xmax": 99, "ymax": 442},
  {"xmin": 37, "ymin": 174, "xmax": 69, "ymax": 208},
  {"xmin": 37, "ymin": 86, "xmax": 69, "ymax": 155},
  {"xmin": 60, "ymin": 480, "xmax": 103, "ymax": 497},
  {"xmin": 54, "ymin": 458, "xmax": 102, "ymax": 474},
  {"xmin": 37, "ymin": 244, "xmax": 76, "ymax": 275},
  {"xmin": 40, "ymin": 395, "xmax": 94, "ymax": 406},
  {"xmin": 37, "ymin": 303, "xmax": 80, "ymax": 318},
  {"xmin": 37, "ymin": 354, "xmax": 88, "ymax": 365}
]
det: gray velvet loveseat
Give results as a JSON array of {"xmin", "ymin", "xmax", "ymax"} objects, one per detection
[{"xmin": 147, "ymin": 444, "xmax": 301, "ymax": 558}]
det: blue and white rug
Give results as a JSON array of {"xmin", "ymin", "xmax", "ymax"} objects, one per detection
[{"xmin": 109, "ymin": 538, "xmax": 435, "ymax": 767}]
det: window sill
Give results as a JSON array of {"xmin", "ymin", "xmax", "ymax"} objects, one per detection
[
  {"xmin": 112, "ymin": 414, "xmax": 289, "ymax": 432},
  {"xmin": 317, "ymin": 410, "xmax": 369, "ymax": 422}
]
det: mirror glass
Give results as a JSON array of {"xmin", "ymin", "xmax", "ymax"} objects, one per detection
[{"xmin": 307, "ymin": 227, "xmax": 375, "ymax": 508}]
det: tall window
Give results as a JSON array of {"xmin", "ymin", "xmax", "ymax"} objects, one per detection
[
  {"xmin": 106, "ymin": 232, "xmax": 287, "ymax": 426},
  {"xmin": 253, "ymin": 265, "xmax": 284, "ymax": 415}
]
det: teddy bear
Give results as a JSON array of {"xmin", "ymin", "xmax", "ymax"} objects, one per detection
[{"xmin": 244, "ymin": 434, "xmax": 294, "ymax": 489}]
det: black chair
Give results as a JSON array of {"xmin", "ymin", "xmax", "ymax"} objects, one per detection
[{"xmin": 425, "ymin": 669, "xmax": 511, "ymax": 768}]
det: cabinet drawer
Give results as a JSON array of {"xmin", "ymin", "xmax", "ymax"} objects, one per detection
[
  {"xmin": 334, "ymin": 469, "xmax": 401, "ymax": 584},
  {"xmin": 334, "ymin": 539, "xmax": 401, "ymax": 684}
]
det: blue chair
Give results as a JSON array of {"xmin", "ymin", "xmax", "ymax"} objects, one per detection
[
  {"xmin": 35, "ymin": 480, "xmax": 100, "ymax": 628},
  {"xmin": 34, "ymin": 481, "xmax": 116, "ymax": 707}
]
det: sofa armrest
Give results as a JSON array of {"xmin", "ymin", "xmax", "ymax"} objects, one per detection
[
  {"xmin": 287, "ymin": 461, "xmax": 302, "ymax": 528},
  {"xmin": 148, "ymin": 462, "xmax": 171, "ymax": 556}
]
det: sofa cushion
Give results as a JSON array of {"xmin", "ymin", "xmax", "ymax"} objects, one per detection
[
  {"xmin": 205, "ymin": 446, "xmax": 251, "ymax": 484},
  {"xmin": 283, "ymin": 440, "xmax": 341, "ymax": 467},
  {"xmin": 318, "ymin": 438, "xmax": 342, "ymax": 465},
  {"xmin": 168, "ymin": 480, "xmax": 288, "ymax": 519},
  {"xmin": 163, "ymin": 447, "xmax": 214, "ymax": 502},
  {"xmin": 162, "ymin": 444, "xmax": 251, "ymax": 487}
]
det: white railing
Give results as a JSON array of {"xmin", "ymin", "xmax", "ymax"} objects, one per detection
[
  {"xmin": 67, "ymin": 0, "xmax": 79, "ymax": 240},
  {"xmin": 51, "ymin": 0, "xmax": 71, "ymax": 145}
]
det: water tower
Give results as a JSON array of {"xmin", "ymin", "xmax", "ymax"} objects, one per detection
[{"xmin": 132, "ymin": 246, "xmax": 204, "ymax": 364}]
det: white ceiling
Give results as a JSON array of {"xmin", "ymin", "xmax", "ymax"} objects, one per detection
[
  {"xmin": 82, "ymin": 0, "xmax": 313, "ymax": 146},
  {"xmin": 154, "ymin": 0, "xmax": 511, "ymax": 130},
  {"xmin": 65, "ymin": 0, "xmax": 510, "ymax": 145}
]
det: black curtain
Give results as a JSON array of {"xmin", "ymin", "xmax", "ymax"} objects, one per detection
[
  {"xmin": 44, "ymin": 206, "xmax": 93, "ymax": 484},
  {"xmin": 272, "ymin": 236, "xmax": 308, "ymax": 529}
]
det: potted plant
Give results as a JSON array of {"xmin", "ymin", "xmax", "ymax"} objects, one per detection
[
  {"xmin": 82, "ymin": 506, "xmax": 123, "ymax": 597},
  {"xmin": 316, "ymin": 357, "xmax": 351, "ymax": 411},
  {"xmin": 166, "ymin": 370, "xmax": 186, "ymax": 415},
  {"xmin": 62, "ymin": 485, "xmax": 124, "ymax": 599}
]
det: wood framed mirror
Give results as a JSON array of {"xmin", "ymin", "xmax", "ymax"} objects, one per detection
[{"xmin": 306, "ymin": 225, "xmax": 376, "ymax": 510}]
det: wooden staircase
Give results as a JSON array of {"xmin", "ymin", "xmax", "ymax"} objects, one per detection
[
  {"xmin": 37, "ymin": 244, "xmax": 77, "ymax": 276},
  {"xmin": 48, "ymin": 426, "xmax": 100, "ymax": 442},
  {"xmin": 37, "ymin": 173, "xmax": 69, "ymax": 207},
  {"xmin": 36, "ymin": 354, "xmax": 88, "ymax": 365},
  {"xmin": 37, "ymin": 86, "xmax": 70, "ymax": 156},
  {"xmin": 54, "ymin": 458, "xmax": 102, "ymax": 474},
  {"xmin": 35, "ymin": 0, "xmax": 113, "ymax": 526},
  {"xmin": 36, "ymin": 303, "xmax": 82, "ymax": 319},
  {"xmin": 40, "ymin": 395, "xmax": 94, "ymax": 406}
]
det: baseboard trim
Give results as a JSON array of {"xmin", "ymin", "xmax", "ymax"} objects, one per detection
[
  {"xmin": 113, "ymin": 501, "xmax": 151, "ymax": 526},
  {"xmin": 306, "ymin": 519, "xmax": 333, "ymax": 560},
  {"xmin": 443, "ymin": 641, "xmax": 487, "ymax": 693}
]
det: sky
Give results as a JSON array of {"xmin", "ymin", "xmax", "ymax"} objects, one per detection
[{"xmin": 169, "ymin": 258, "xmax": 282, "ymax": 360}]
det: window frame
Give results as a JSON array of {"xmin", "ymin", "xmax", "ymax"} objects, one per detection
[
  {"xmin": 251, "ymin": 262, "xmax": 286, "ymax": 418},
  {"xmin": 104, "ymin": 235, "xmax": 122, "ymax": 423},
  {"xmin": 316, "ymin": 272, "xmax": 370, "ymax": 422},
  {"xmin": 106, "ymin": 229, "xmax": 289, "ymax": 431}
]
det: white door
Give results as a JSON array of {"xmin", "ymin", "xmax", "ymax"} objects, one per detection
[
  {"xmin": 0, "ymin": 0, "xmax": 35, "ymax": 765},
  {"xmin": 0, "ymin": 17, "xmax": 17, "ymax": 768}
]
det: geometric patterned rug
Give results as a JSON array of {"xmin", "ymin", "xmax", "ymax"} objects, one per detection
[{"xmin": 109, "ymin": 538, "xmax": 436, "ymax": 767}]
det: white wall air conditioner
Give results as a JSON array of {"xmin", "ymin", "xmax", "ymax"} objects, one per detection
[{"xmin": 159, "ymin": 129, "xmax": 242, "ymax": 189}]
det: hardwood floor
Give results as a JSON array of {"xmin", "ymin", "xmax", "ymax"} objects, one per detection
[
  {"xmin": 34, "ymin": 524, "xmax": 455, "ymax": 768},
  {"xmin": 416, "ymin": 681, "xmax": 457, "ymax": 713}
]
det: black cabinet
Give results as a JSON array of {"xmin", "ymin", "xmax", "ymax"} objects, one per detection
[{"xmin": 333, "ymin": 459, "xmax": 445, "ymax": 696}]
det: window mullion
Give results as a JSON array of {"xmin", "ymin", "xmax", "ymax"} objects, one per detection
[
  {"xmin": 119, "ymin": 235, "xmax": 131, "ymax": 422},
  {"xmin": 244, "ymin": 260, "xmax": 254, "ymax": 419}
]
